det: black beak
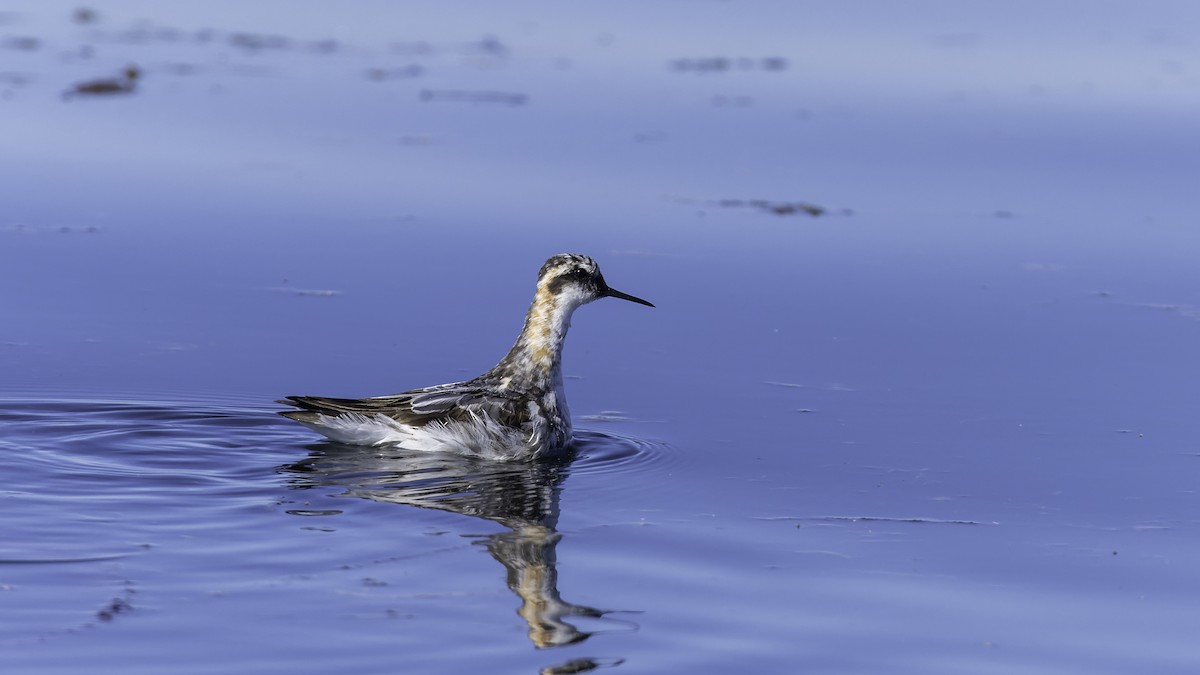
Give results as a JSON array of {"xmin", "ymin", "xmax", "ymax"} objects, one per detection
[{"xmin": 602, "ymin": 286, "xmax": 655, "ymax": 308}]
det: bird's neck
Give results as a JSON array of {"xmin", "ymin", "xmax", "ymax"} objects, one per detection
[{"xmin": 491, "ymin": 284, "xmax": 575, "ymax": 392}]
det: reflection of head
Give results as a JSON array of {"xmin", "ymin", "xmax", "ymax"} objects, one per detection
[{"xmin": 486, "ymin": 525, "xmax": 606, "ymax": 649}]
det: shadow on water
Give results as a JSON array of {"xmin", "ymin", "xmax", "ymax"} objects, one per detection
[{"xmin": 280, "ymin": 431, "xmax": 645, "ymax": 670}]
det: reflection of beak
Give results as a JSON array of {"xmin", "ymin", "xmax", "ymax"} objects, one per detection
[{"xmin": 602, "ymin": 286, "xmax": 655, "ymax": 308}]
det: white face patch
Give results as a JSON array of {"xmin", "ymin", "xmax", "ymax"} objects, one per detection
[{"xmin": 554, "ymin": 283, "xmax": 597, "ymax": 313}]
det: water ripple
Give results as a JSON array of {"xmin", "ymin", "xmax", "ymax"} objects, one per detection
[
  {"xmin": 0, "ymin": 397, "xmax": 674, "ymax": 507},
  {"xmin": 0, "ymin": 396, "xmax": 299, "ymax": 507},
  {"xmin": 570, "ymin": 429, "xmax": 678, "ymax": 477}
]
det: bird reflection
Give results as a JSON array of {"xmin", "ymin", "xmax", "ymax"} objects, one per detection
[{"xmin": 282, "ymin": 443, "xmax": 628, "ymax": 651}]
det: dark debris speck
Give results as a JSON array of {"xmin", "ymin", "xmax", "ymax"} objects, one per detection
[{"xmin": 96, "ymin": 596, "xmax": 133, "ymax": 622}]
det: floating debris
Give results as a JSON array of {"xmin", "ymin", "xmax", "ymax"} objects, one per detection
[
  {"xmin": 229, "ymin": 31, "xmax": 291, "ymax": 51},
  {"xmin": 461, "ymin": 34, "xmax": 509, "ymax": 58},
  {"xmin": 419, "ymin": 89, "xmax": 527, "ymax": 106},
  {"xmin": 91, "ymin": 27, "xmax": 335, "ymax": 53},
  {"xmin": 64, "ymin": 64, "xmax": 139, "ymax": 98},
  {"xmin": 763, "ymin": 380, "xmax": 853, "ymax": 392},
  {"xmin": 1, "ymin": 36, "xmax": 40, "ymax": 51},
  {"xmin": 365, "ymin": 65, "xmax": 424, "ymax": 81},
  {"xmin": 96, "ymin": 588, "xmax": 134, "ymax": 622},
  {"xmin": 73, "ymin": 7, "xmax": 99, "ymax": 25},
  {"xmin": 670, "ymin": 56, "xmax": 788, "ymax": 72},
  {"xmin": 719, "ymin": 199, "xmax": 826, "ymax": 217},
  {"xmin": 2, "ymin": 223, "xmax": 99, "ymax": 234},
  {"xmin": 664, "ymin": 193, "xmax": 846, "ymax": 218}
]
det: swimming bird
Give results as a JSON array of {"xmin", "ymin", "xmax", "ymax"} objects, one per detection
[
  {"xmin": 279, "ymin": 254, "xmax": 654, "ymax": 460},
  {"xmin": 64, "ymin": 65, "xmax": 140, "ymax": 98}
]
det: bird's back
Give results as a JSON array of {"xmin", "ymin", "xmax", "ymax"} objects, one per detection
[{"xmin": 278, "ymin": 378, "xmax": 571, "ymax": 459}]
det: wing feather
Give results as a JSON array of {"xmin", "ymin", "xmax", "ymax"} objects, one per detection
[{"xmin": 277, "ymin": 381, "xmax": 529, "ymax": 429}]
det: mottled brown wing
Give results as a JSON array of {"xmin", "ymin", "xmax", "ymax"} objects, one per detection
[
  {"xmin": 402, "ymin": 385, "xmax": 532, "ymax": 429},
  {"xmin": 277, "ymin": 382, "xmax": 526, "ymax": 429},
  {"xmin": 278, "ymin": 392, "xmax": 424, "ymax": 426}
]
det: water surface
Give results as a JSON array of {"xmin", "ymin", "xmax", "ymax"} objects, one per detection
[{"xmin": 3, "ymin": 1, "xmax": 1200, "ymax": 672}]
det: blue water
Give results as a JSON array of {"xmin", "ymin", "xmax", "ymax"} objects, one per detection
[{"xmin": 3, "ymin": 1, "xmax": 1200, "ymax": 672}]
